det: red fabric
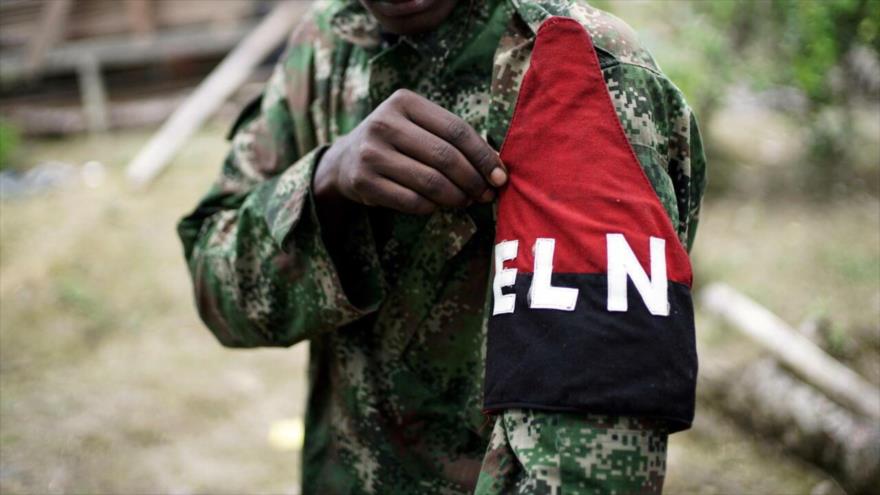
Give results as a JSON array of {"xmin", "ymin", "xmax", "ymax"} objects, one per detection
[{"xmin": 495, "ymin": 17, "xmax": 692, "ymax": 286}]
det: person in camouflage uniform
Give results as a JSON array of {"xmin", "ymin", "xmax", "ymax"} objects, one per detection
[{"xmin": 177, "ymin": 0, "xmax": 706, "ymax": 493}]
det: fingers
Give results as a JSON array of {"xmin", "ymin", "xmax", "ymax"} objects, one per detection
[
  {"xmin": 393, "ymin": 90, "xmax": 507, "ymax": 187},
  {"xmin": 363, "ymin": 175, "xmax": 437, "ymax": 215},
  {"xmin": 341, "ymin": 89, "xmax": 506, "ymax": 215},
  {"xmin": 373, "ymin": 149, "xmax": 470, "ymax": 208},
  {"xmin": 391, "ymin": 121, "xmax": 491, "ymax": 202}
]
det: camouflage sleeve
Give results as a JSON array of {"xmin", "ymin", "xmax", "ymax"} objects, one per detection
[
  {"xmin": 176, "ymin": 24, "xmax": 385, "ymax": 348},
  {"xmin": 659, "ymin": 74, "xmax": 707, "ymax": 252},
  {"xmin": 680, "ymin": 111, "xmax": 707, "ymax": 251},
  {"xmin": 475, "ymin": 410, "xmax": 668, "ymax": 495},
  {"xmin": 603, "ymin": 62, "xmax": 708, "ymax": 251}
]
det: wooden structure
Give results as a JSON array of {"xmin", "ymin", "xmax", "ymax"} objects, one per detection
[
  {"xmin": 127, "ymin": 1, "xmax": 305, "ymax": 187},
  {"xmin": 0, "ymin": 0, "xmax": 284, "ymax": 133}
]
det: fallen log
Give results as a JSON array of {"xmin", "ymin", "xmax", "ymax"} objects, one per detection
[
  {"xmin": 702, "ymin": 282, "xmax": 880, "ymax": 420},
  {"xmin": 700, "ymin": 359, "xmax": 880, "ymax": 495}
]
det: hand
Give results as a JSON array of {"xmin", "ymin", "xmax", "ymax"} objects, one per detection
[{"xmin": 313, "ymin": 89, "xmax": 507, "ymax": 215}]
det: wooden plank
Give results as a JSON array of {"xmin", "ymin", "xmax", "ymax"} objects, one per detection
[
  {"xmin": 1, "ymin": 23, "xmax": 256, "ymax": 83},
  {"xmin": 1, "ymin": 91, "xmax": 189, "ymax": 135},
  {"xmin": 126, "ymin": 1, "xmax": 306, "ymax": 187},
  {"xmin": 0, "ymin": 0, "xmax": 260, "ymax": 50},
  {"xmin": 702, "ymin": 282, "xmax": 880, "ymax": 420},
  {"xmin": 125, "ymin": 0, "xmax": 155, "ymax": 38},
  {"xmin": 152, "ymin": 0, "xmax": 254, "ymax": 31},
  {"xmin": 63, "ymin": 0, "xmax": 250, "ymax": 40},
  {"xmin": 76, "ymin": 54, "xmax": 108, "ymax": 132},
  {"xmin": 25, "ymin": 0, "xmax": 73, "ymax": 75},
  {"xmin": 0, "ymin": 1, "xmax": 45, "ymax": 49}
]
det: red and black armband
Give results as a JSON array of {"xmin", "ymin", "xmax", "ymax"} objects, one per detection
[{"xmin": 483, "ymin": 17, "xmax": 697, "ymax": 432}]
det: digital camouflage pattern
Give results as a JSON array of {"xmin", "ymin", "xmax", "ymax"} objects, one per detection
[
  {"xmin": 177, "ymin": 0, "xmax": 706, "ymax": 493},
  {"xmin": 475, "ymin": 411, "xmax": 668, "ymax": 494}
]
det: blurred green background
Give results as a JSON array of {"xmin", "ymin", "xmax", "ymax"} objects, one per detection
[{"xmin": 1, "ymin": 1, "xmax": 878, "ymax": 494}]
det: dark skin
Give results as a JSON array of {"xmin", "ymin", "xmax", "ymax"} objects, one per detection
[
  {"xmin": 313, "ymin": 0, "xmax": 507, "ymax": 227},
  {"xmin": 358, "ymin": 0, "xmax": 460, "ymax": 36}
]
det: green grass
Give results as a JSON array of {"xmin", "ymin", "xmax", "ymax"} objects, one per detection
[
  {"xmin": 1, "ymin": 127, "xmax": 308, "ymax": 494},
  {"xmin": 692, "ymin": 197, "xmax": 880, "ymax": 383},
  {"xmin": 0, "ymin": 121, "xmax": 21, "ymax": 171}
]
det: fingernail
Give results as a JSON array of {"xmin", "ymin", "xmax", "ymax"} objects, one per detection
[
  {"xmin": 489, "ymin": 167, "xmax": 507, "ymax": 187},
  {"xmin": 479, "ymin": 189, "xmax": 495, "ymax": 203}
]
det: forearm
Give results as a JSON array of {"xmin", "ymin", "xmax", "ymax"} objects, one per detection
[{"xmin": 178, "ymin": 148, "xmax": 384, "ymax": 347}]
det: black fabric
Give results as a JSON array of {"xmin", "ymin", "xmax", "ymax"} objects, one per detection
[{"xmin": 483, "ymin": 273, "xmax": 697, "ymax": 432}]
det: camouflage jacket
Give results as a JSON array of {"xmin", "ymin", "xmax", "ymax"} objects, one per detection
[{"xmin": 177, "ymin": 0, "xmax": 706, "ymax": 493}]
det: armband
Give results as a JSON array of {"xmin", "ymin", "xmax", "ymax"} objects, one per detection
[{"xmin": 483, "ymin": 17, "xmax": 697, "ymax": 432}]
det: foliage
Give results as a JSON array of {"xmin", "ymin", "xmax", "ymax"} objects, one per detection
[
  {"xmin": 600, "ymin": 0, "xmax": 879, "ymax": 197},
  {"xmin": 0, "ymin": 120, "xmax": 21, "ymax": 171},
  {"xmin": 692, "ymin": 0, "xmax": 880, "ymax": 196},
  {"xmin": 697, "ymin": 0, "xmax": 878, "ymax": 104}
]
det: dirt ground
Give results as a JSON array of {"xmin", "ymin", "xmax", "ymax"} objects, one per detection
[{"xmin": 1, "ymin": 127, "xmax": 876, "ymax": 494}]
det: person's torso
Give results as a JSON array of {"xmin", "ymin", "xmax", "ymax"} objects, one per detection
[{"xmin": 301, "ymin": 2, "xmax": 508, "ymax": 493}]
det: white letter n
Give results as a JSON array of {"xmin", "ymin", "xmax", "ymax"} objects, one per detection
[{"xmin": 606, "ymin": 234, "xmax": 669, "ymax": 316}]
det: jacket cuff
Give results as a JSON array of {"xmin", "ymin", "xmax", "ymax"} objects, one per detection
[{"xmin": 260, "ymin": 146, "xmax": 385, "ymax": 315}]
